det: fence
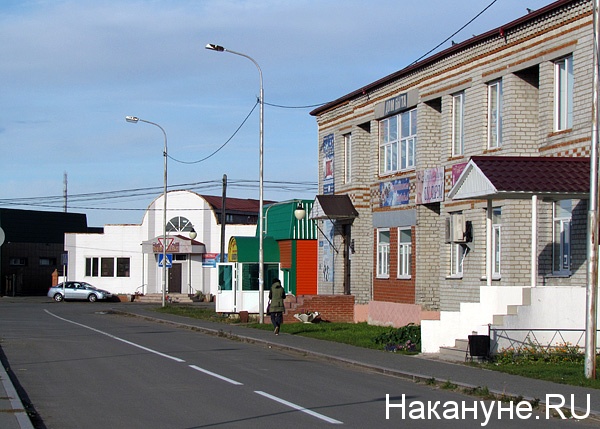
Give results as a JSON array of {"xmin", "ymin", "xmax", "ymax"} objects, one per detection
[{"xmin": 488, "ymin": 325, "xmax": 599, "ymax": 355}]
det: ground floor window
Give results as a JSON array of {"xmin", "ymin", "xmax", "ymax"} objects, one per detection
[
  {"xmin": 116, "ymin": 258, "xmax": 130, "ymax": 277},
  {"xmin": 397, "ymin": 227, "xmax": 411, "ymax": 278},
  {"xmin": 553, "ymin": 199, "xmax": 572, "ymax": 274},
  {"xmin": 492, "ymin": 207, "xmax": 501, "ymax": 278},
  {"xmin": 450, "ymin": 243, "xmax": 465, "ymax": 277},
  {"xmin": 377, "ymin": 228, "xmax": 390, "ymax": 278},
  {"xmin": 86, "ymin": 257, "xmax": 130, "ymax": 278}
]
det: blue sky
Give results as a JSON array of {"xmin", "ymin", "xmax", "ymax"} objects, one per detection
[{"xmin": 0, "ymin": 0, "xmax": 554, "ymax": 226}]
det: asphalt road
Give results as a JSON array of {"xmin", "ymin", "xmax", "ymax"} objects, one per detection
[{"xmin": 0, "ymin": 299, "xmax": 598, "ymax": 428}]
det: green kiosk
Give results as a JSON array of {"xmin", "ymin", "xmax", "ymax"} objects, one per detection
[{"xmin": 216, "ymin": 199, "xmax": 316, "ymax": 314}]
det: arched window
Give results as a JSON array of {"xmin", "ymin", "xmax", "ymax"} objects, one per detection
[{"xmin": 166, "ymin": 216, "xmax": 194, "ymax": 233}]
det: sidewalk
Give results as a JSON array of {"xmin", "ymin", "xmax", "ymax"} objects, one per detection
[{"xmin": 1, "ymin": 302, "xmax": 599, "ymax": 429}]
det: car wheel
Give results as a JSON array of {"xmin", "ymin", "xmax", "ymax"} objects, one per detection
[
  {"xmin": 88, "ymin": 294, "xmax": 98, "ymax": 303},
  {"xmin": 53, "ymin": 293, "xmax": 64, "ymax": 302}
]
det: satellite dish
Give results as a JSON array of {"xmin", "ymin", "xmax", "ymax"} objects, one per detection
[{"xmin": 0, "ymin": 227, "xmax": 4, "ymax": 246}]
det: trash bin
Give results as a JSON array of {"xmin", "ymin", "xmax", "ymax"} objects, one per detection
[{"xmin": 468, "ymin": 335, "xmax": 490, "ymax": 359}]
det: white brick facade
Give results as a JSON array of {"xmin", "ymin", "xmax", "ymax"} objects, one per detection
[{"xmin": 311, "ymin": 0, "xmax": 593, "ymax": 326}]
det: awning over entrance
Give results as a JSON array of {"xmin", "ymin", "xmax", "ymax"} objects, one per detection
[
  {"xmin": 227, "ymin": 236, "xmax": 280, "ymax": 263},
  {"xmin": 448, "ymin": 156, "xmax": 590, "ymax": 201},
  {"xmin": 309, "ymin": 195, "xmax": 359, "ymax": 220},
  {"xmin": 141, "ymin": 235, "xmax": 206, "ymax": 254}
]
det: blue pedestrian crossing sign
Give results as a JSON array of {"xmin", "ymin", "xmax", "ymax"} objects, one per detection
[{"xmin": 158, "ymin": 253, "xmax": 173, "ymax": 268}]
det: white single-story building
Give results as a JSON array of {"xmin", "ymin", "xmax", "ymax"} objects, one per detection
[{"xmin": 64, "ymin": 190, "xmax": 261, "ymax": 297}]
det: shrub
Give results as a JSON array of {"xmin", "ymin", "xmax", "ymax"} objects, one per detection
[
  {"xmin": 493, "ymin": 341, "xmax": 584, "ymax": 365},
  {"xmin": 372, "ymin": 323, "xmax": 421, "ymax": 353}
]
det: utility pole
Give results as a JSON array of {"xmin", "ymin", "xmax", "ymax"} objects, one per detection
[
  {"xmin": 585, "ymin": 0, "xmax": 600, "ymax": 379},
  {"xmin": 220, "ymin": 174, "xmax": 227, "ymax": 262},
  {"xmin": 63, "ymin": 172, "xmax": 68, "ymax": 212}
]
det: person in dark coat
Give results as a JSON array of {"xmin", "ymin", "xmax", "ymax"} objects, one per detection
[{"xmin": 268, "ymin": 278, "xmax": 286, "ymax": 335}]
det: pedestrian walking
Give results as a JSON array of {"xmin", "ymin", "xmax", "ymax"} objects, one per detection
[{"xmin": 268, "ymin": 278, "xmax": 286, "ymax": 335}]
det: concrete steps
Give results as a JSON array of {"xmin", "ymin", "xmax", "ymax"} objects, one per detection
[
  {"xmin": 136, "ymin": 293, "xmax": 193, "ymax": 304},
  {"xmin": 439, "ymin": 339, "xmax": 469, "ymax": 362}
]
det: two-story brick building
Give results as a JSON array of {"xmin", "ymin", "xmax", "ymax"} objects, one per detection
[{"xmin": 310, "ymin": 0, "xmax": 595, "ymax": 353}]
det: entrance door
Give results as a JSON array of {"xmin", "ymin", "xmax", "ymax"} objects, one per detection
[
  {"xmin": 169, "ymin": 264, "xmax": 182, "ymax": 293},
  {"xmin": 216, "ymin": 263, "xmax": 236, "ymax": 312}
]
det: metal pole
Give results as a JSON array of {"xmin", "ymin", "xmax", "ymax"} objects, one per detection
[
  {"xmin": 585, "ymin": 0, "xmax": 600, "ymax": 379},
  {"xmin": 221, "ymin": 174, "xmax": 227, "ymax": 262},
  {"xmin": 127, "ymin": 116, "xmax": 168, "ymax": 308},
  {"xmin": 205, "ymin": 44, "xmax": 265, "ymax": 323}
]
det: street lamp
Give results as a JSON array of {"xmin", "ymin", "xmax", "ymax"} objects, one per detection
[
  {"xmin": 205, "ymin": 43, "xmax": 266, "ymax": 323},
  {"xmin": 294, "ymin": 202, "xmax": 306, "ymax": 221},
  {"xmin": 126, "ymin": 115, "xmax": 169, "ymax": 308}
]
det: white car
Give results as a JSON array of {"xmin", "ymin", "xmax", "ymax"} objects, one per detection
[{"xmin": 48, "ymin": 282, "xmax": 112, "ymax": 302}]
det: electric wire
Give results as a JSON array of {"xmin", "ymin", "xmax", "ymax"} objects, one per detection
[
  {"xmin": 410, "ymin": 0, "xmax": 500, "ymax": 65},
  {"xmin": 168, "ymin": 100, "xmax": 259, "ymax": 165}
]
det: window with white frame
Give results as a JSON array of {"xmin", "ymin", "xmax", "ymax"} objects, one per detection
[
  {"xmin": 379, "ymin": 108, "xmax": 417, "ymax": 174},
  {"xmin": 553, "ymin": 200, "xmax": 572, "ymax": 274},
  {"xmin": 397, "ymin": 228, "xmax": 412, "ymax": 278},
  {"xmin": 101, "ymin": 257, "xmax": 114, "ymax": 277},
  {"xmin": 448, "ymin": 212, "xmax": 466, "ymax": 277},
  {"xmin": 452, "ymin": 92, "xmax": 464, "ymax": 156},
  {"xmin": 86, "ymin": 257, "xmax": 130, "ymax": 278},
  {"xmin": 554, "ymin": 55, "xmax": 573, "ymax": 131},
  {"xmin": 487, "ymin": 80, "xmax": 502, "ymax": 149},
  {"xmin": 344, "ymin": 133, "xmax": 352, "ymax": 183},
  {"xmin": 86, "ymin": 257, "xmax": 99, "ymax": 276},
  {"xmin": 377, "ymin": 228, "xmax": 390, "ymax": 278},
  {"xmin": 166, "ymin": 216, "xmax": 194, "ymax": 233},
  {"xmin": 450, "ymin": 244, "xmax": 465, "ymax": 277},
  {"xmin": 492, "ymin": 207, "xmax": 502, "ymax": 278}
]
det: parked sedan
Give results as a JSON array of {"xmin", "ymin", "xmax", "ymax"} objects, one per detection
[{"xmin": 48, "ymin": 282, "xmax": 112, "ymax": 302}]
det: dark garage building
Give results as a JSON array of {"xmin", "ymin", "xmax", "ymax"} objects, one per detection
[{"xmin": 0, "ymin": 209, "xmax": 100, "ymax": 296}]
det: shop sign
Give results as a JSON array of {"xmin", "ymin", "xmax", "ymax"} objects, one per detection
[
  {"xmin": 416, "ymin": 167, "xmax": 444, "ymax": 204},
  {"xmin": 380, "ymin": 178, "xmax": 410, "ymax": 207}
]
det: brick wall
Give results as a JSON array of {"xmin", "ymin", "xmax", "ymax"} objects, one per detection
[
  {"xmin": 313, "ymin": 0, "xmax": 593, "ymax": 316},
  {"xmin": 284, "ymin": 294, "xmax": 355, "ymax": 323}
]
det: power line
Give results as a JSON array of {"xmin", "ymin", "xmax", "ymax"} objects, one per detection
[
  {"xmin": 411, "ymin": 0, "xmax": 500, "ymax": 65},
  {"xmin": 0, "ymin": 179, "xmax": 318, "ymax": 212},
  {"xmin": 168, "ymin": 100, "xmax": 259, "ymax": 165}
]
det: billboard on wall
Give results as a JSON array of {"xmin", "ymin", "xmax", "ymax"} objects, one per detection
[
  {"xmin": 320, "ymin": 220, "xmax": 334, "ymax": 283},
  {"xmin": 322, "ymin": 134, "xmax": 334, "ymax": 195},
  {"xmin": 380, "ymin": 178, "xmax": 410, "ymax": 207},
  {"xmin": 416, "ymin": 167, "xmax": 444, "ymax": 205}
]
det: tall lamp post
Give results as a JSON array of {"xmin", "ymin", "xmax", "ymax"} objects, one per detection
[
  {"xmin": 205, "ymin": 43, "xmax": 266, "ymax": 323},
  {"xmin": 126, "ymin": 116, "xmax": 169, "ymax": 308}
]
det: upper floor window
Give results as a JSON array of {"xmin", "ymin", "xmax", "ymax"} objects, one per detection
[
  {"xmin": 397, "ymin": 228, "xmax": 412, "ymax": 278},
  {"xmin": 487, "ymin": 80, "xmax": 502, "ymax": 149},
  {"xmin": 452, "ymin": 92, "xmax": 464, "ymax": 156},
  {"xmin": 344, "ymin": 133, "xmax": 352, "ymax": 184},
  {"xmin": 554, "ymin": 55, "xmax": 573, "ymax": 131},
  {"xmin": 379, "ymin": 108, "xmax": 417, "ymax": 174},
  {"xmin": 377, "ymin": 228, "xmax": 390, "ymax": 278},
  {"xmin": 9, "ymin": 258, "xmax": 27, "ymax": 266},
  {"xmin": 167, "ymin": 216, "xmax": 194, "ymax": 233},
  {"xmin": 553, "ymin": 200, "xmax": 572, "ymax": 274},
  {"xmin": 40, "ymin": 257, "xmax": 57, "ymax": 266}
]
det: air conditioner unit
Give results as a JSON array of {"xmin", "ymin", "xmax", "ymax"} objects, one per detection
[{"xmin": 452, "ymin": 213, "xmax": 467, "ymax": 243}]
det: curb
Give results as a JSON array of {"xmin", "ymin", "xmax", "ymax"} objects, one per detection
[{"xmin": 0, "ymin": 361, "xmax": 34, "ymax": 429}]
